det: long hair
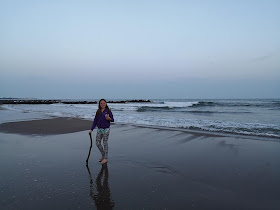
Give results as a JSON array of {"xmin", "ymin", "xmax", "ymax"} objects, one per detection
[{"xmin": 96, "ymin": 99, "xmax": 111, "ymax": 115}]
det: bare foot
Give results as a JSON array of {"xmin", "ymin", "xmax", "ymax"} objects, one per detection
[
  {"xmin": 98, "ymin": 157, "xmax": 104, "ymax": 162},
  {"xmin": 101, "ymin": 159, "xmax": 108, "ymax": 164}
]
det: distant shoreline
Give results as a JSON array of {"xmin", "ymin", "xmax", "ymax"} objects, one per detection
[{"xmin": 0, "ymin": 99, "xmax": 151, "ymax": 104}]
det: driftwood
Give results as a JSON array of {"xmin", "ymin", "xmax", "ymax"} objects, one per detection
[{"xmin": 86, "ymin": 133, "xmax": 93, "ymax": 165}]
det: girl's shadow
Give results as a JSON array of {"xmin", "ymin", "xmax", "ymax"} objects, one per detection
[{"xmin": 86, "ymin": 164, "xmax": 115, "ymax": 209}]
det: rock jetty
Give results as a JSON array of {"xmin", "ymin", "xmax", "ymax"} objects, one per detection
[{"xmin": 0, "ymin": 99, "xmax": 151, "ymax": 104}]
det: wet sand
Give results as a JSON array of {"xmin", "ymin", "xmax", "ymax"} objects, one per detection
[
  {"xmin": 0, "ymin": 117, "xmax": 91, "ymax": 135},
  {"xmin": 0, "ymin": 117, "xmax": 280, "ymax": 209}
]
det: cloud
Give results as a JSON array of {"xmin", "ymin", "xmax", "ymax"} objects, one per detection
[{"xmin": 252, "ymin": 49, "xmax": 280, "ymax": 62}]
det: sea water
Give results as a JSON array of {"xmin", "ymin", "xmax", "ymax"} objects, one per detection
[{"xmin": 1, "ymin": 99, "xmax": 280, "ymax": 138}]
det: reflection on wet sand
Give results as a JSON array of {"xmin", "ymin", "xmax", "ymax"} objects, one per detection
[{"xmin": 86, "ymin": 165, "xmax": 115, "ymax": 209}]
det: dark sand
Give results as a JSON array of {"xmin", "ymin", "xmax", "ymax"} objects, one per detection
[
  {"xmin": 0, "ymin": 117, "xmax": 280, "ymax": 209},
  {"xmin": 0, "ymin": 117, "xmax": 91, "ymax": 135}
]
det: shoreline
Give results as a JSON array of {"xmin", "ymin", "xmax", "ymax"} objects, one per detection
[
  {"xmin": 130, "ymin": 123, "xmax": 280, "ymax": 141},
  {"xmin": 0, "ymin": 117, "xmax": 278, "ymax": 141},
  {"xmin": 1, "ymin": 99, "xmax": 279, "ymax": 139}
]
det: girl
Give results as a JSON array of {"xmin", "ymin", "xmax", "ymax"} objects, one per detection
[{"xmin": 89, "ymin": 99, "xmax": 114, "ymax": 164}]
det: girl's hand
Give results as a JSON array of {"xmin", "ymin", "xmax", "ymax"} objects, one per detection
[
  {"xmin": 89, "ymin": 130, "xmax": 92, "ymax": 135},
  {"xmin": 105, "ymin": 114, "xmax": 111, "ymax": 121}
]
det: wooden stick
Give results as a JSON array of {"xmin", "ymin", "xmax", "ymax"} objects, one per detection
[{"xmin": 86, "ymin": 133, "xmax": 93, "ymax": 165}]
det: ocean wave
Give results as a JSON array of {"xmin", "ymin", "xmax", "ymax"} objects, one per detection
[
  {"xmin": 186, "ymin": 126, "xmax": 280, "ymax": 138},
  {"xmin": 137, "ymin": 106, "xmax": 171, "ymax": 112},
  {"xmin": 204, "ymin": 122, "xmax": 280, "ymax": 137},
  {"xmin": 190, "ymin": 101, "xmax": 215, "ymax": 107},
  {"xmin": 136, "ymin": 101, "xmax": 199, "ymax": 112},
  {"xmin": 187, "ymin": 100, "xmax": 280, "ymax": 109},
  {"xmin": 163, "ymin": 101, "xmax": 199, "ymax": 107},
  {"xmin": 1, "ymin": 105, "xmax": 23, "ymax": 111},
  {"xmin": 136, "ymin": 108, "xmax": 249, "ymax": 114},
  {"xmin": 114, "ymin": 114, "xmax": 280, "ymax": 138}
]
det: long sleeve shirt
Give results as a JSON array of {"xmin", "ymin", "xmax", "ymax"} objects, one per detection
[{"xmin": 91, "ymin": 109, "xmax": 114, "ymax": 130}]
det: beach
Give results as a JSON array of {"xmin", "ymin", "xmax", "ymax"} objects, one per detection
[{"xmin": 1, "ymin": 114, "xmax": 280, "ymax": 209}]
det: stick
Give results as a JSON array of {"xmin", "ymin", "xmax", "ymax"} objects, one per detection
[{"xmin": 86, "ymin": 133, "xmax": 93, "ymax": 164}]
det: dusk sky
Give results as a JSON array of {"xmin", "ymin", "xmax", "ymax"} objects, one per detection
[{"xmin": 1, "ymin": 0, "xmax": 280, "ymax": 99}]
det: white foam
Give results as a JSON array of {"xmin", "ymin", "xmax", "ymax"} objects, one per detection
[
  {"xmin": 163, "ymin": 101, "xmax": 199, "ymax": 108},
  {"xmin": 108, "ymin": 101, "xmax": 199, "ymax": 111}
]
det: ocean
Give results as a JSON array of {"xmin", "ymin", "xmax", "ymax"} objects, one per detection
[{"xmin": 1, "ymin": 99, "xmax": 280, "ymax": 139}]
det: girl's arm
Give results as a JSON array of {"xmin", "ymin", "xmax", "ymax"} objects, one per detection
[
  {"xmin": 91, "ymin": 114, "xmax": 99, "ymax": 130},
  {"xmin": 109, "ymin": 111, "xmax": 114, "ymax": 122}
]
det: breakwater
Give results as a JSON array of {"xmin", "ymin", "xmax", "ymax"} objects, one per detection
[{"xmin": 0, "ymin": 99, "xmax": 151, "ymax": 104}]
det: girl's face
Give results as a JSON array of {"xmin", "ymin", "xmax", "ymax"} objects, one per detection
[{"xmin": 100, "ymin": 100, "xmax": 107, "ymax": 109}]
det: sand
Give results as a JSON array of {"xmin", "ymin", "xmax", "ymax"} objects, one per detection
[
  {"xmin": 0, "ymin": 116, "xmax": 280, "ymax": 209},
  {"xmin": 0, "ymin": 117, "xmax": 91, "ymax": 135}
]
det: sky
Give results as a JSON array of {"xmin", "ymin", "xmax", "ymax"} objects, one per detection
[{"xmin": 0, "ymin": 0, "xmax": 280, "ymax": 99}]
